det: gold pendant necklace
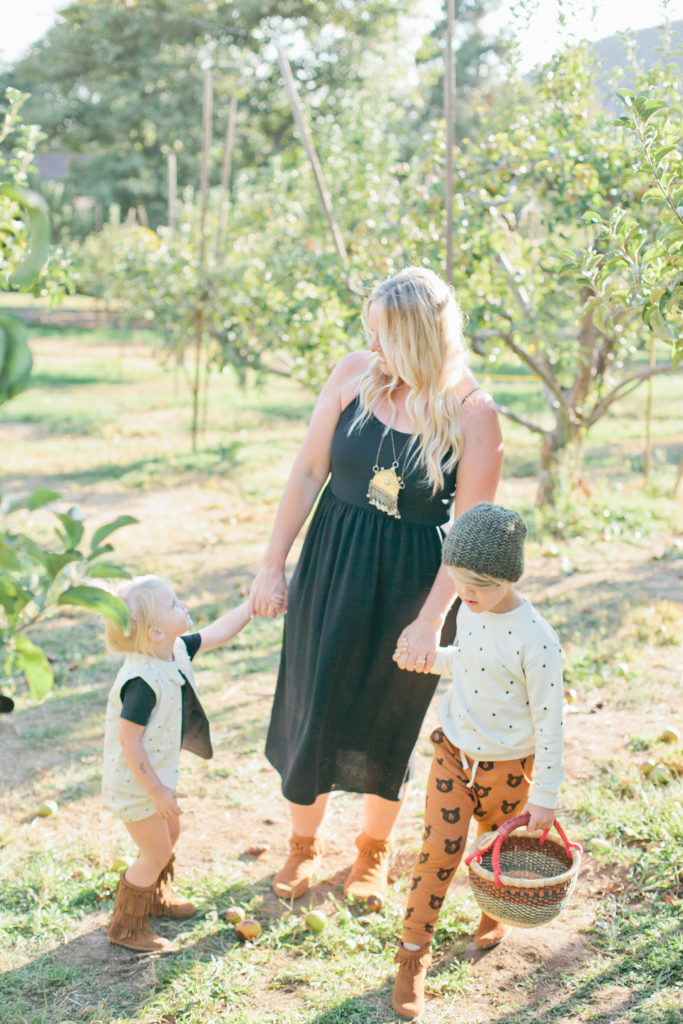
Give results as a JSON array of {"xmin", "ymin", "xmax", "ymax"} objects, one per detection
[{"xmin": 367, "ymin": 427, "xmax": 411, "ymax": 519}]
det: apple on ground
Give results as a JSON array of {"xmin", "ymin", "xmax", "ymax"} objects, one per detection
[
  {"xmin": 224, "ymin": 906, "xmax": 246, "ymax": 924},
  {"xmin": 235, "ymin": 918, "xmax": 262, "ymax": 942},
  {"xmin": 304, "ymin": 910, "xmax": 326, "ymax": 934}
]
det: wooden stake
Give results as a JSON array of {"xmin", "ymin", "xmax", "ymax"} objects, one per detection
[
  {"xmin": 192, "ymin": 69, "xmax": 213, "ymax": 452},
  {"xmin": 277, "ymin": 44, "xmax": 349, "ymax": 270},
  {"xmin": 444, "ymin": 0, "xmax": 456, "ymax": 286},
  {"xmin": 215, "ymin": 94, "xmax": 238, "ymax": 260},
  {"xmin": 643, "ymin": 332, "xmax": 656, "ymax": 479},
  {"xmin": 168, "ymin": 152, "xmax": 177, "ymax": 230}
]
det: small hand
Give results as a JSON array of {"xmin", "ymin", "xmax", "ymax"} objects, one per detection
[
  {"xmin": 392, "ymin": 617, "xmax": 440, "ymax": 674},
  {"xmin": 522, "ymin": 801, "xmax": 555, "ymax": 833},
  {"xmin": 153, "ymin": 787, "xmax": 187, "ymax": 820}
]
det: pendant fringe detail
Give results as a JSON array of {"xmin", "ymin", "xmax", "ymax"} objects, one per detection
[{"xmin": 367, "ymin": 466, "xmax": 402, "ymax": 518}]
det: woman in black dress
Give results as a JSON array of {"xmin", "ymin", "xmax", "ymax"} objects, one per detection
[{"xmin": 249, "ymin": 267, "xmax": 503, "ymax": 904}]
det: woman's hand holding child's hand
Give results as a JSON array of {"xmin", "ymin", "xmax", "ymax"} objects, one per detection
[
  {"xmin": 522, "ymin": 802, "xmax": 555, "ymax": 833},
  {"xmin": 249, "ymin": 564, "xmax": 288, "ymax": 619},
  {"xmin": 153, "ymin": 785, "xmax": 187, "ymax": 821},
  {"xmin": 392, "ymin": 617, "xmax": 439, "ymax": 673}
]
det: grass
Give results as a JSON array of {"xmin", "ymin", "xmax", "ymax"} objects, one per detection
[{"xmin": 0, "ymin": 325, "xmax": 682, "ymax": 1023}]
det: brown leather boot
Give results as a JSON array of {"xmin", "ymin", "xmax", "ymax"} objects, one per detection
[
  {"xmin": 107, "ymin": 872, "xmax": 174, "ymax": 953},
  {"xmin": 272, "ymin": 833, "xmax": 324, "ymax": 899},
  {"xmin": 475, "ymin": 912, "xmax": 511, "ymax": 949},
  {"xmin": 392, "ymin": 942, "xmax": 432, "ymax": 1019},
  {"xmin": 150, "ymin": 855, "xmax": 196, "ymax": 919},
  {"xmin": 343, "ymin": 831, "xmax": 391, "ymax": 905}
]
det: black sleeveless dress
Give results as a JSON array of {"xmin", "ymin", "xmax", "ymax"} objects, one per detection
[{"xmin": 265, "ymin": 396, "xmax": 459, "ymax": 804}]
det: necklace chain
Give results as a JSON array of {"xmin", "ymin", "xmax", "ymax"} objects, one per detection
[{"xmin": 372, "ymin": 428, "xmax": 411, "ymax": 475}]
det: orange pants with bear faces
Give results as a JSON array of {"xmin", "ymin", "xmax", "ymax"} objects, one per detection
[{"xmin": 401, "ymin": 727, "xmax": 534, "ymax": 948}]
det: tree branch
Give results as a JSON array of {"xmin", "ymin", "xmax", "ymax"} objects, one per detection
[
  {"xmin": 494, "ymin": 403, "xmax": 547, "ymax": 435},
  {"xmin": 585, "ymin": 361, "xmax": 679, "ymax": 427}
]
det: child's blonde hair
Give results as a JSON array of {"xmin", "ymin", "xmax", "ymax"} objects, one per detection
[
  {"xmin": 352, "ymin": 266, "xmax": 468, "ymax": 495},
  {"xmin": 448, "ymin": 566, "xmax": 508, "ymax": 591},
  {"xmin": 104, "ymin": 575, "xmax": 169, "ymax": 655}
]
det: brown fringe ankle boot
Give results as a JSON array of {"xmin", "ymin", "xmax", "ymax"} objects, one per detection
[
  {"xmin": 475, "ymin": 912, "xmax": 511, "ymax": 949},
  {"xmin": 343, "ymin": 831, "xmax": 392, "ymax": 905},
  {"xmin": 392, "ymin": 942, "xmax": 432, "ymax": 1019},
  {"xmin": 150, "ymin": 855, "xmax": 196, "ymax": 919},
  {"xmin": 272, "ymin": 833, "xmax": 324, "ymax": 899},
  {"xmin": 107, "ymin": 872, "xmax": 174, "ymax": 952}
]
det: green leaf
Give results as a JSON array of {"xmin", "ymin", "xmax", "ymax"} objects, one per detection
[
  {"xmin": 5, "ymin": 487, "xmax": 61, "ymax": 513},
  {"xmin": 57, "ymin": 585, "xmax": 130, "ymax": 631},
  {"xmin": 13, "ymin": 633, "xmax": 54, "ymax": 701},
  {"xmin": 641, "ymin": 99, "xmax": 668, "ymax": 122},
  {"xmin": 87, "ymin": 563, "xmax": 131, "ymax": 579},
  {"xmin": 90, "ymin": 515, "xmax": 138, "ymax": 551},
  {"xmin": 54, "ymin": 511, "xmax": 85, "ymax": 550},
  {"xmin": 40, "ymin": 551, "xmax": 81, "ymax": 581}
]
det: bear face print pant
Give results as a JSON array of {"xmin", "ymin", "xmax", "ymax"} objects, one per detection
[{"xmin": 401, "ymin": 727, "xmax": 534, "ymax": 948}]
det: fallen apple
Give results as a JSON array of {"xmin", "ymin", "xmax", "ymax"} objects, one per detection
[
  {"xmin": 660, "ymin": 726, "xmax": 680, "ymax": 744},
  {"xmin": 648, "ymin": 763, "xmax": 671, "ymax": 785},
  {"xmin": 37, "ymin": 800, "xmax": 58, "ymax": 817},
  {"xmin": 112, "ymin": 855, "xmax": 131, "ymax": 872},
  {"xmin": 365, "ymin": 894, "xmax": 384, "ymax": 913},
  {"xmin": 235, "ymin": 918, "xmax": 262, "ymax": 942},
  {"xmin": 224, "ymin": 905, "xmax": 246, "ymax": 924},
  {"xmin": 304, "ymin": 910, "xmax": 326, "ymax": 934}
]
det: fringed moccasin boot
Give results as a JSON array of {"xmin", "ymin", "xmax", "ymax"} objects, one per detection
[
  {"xmin": 392, "ymin": 942, "xmax": 432, "ymax": 1019},
  {"xmin": 272, "ymin": 833, "xmax": 324, "ymax": 899},
  {"xmin": 107, "ymin": 872, "xmax": 174, "ymax": 953},
  {"xmin": 150, "ymin": 855, "xmax": 196, "ymax": 919},
  {"xmin": 343, "ymin": 831, "xmax": 392, "ymax": 907}
]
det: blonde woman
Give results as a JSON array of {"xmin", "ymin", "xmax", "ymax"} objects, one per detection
[{"xmin": 249, "ymin": 267, "xmax": 503, "ymax": 905}]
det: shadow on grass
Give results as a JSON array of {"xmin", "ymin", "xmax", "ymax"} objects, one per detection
[
  {"xmin": 2, "ymin": 441, "xmax": 244, "ymax": 492},
  {"xmin": 480, "ymin": 913, "xmax": 682, "ymax": 1024}
]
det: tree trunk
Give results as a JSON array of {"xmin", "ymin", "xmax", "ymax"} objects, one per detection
[{"xmin": 537, "ymin": 416, "xmax": 579, "ymax": 507}]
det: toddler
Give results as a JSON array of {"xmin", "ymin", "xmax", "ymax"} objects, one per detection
[
  {"xmin": 391, "ymin": 503, "xmax": 564, "ymax": 1018},
  {"xmin": 102, "ymin": 574, "xmax": 251, "ymax": 952}
]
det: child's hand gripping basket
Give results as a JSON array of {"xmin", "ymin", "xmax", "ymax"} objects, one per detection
[{"xmin": 464, "ymin": 813, "xmax": 583, "ymax": 928}]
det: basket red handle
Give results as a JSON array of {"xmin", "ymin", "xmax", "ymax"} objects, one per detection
[{"xmin": 464, "ymin": 813, "xmax": 583, "ymax": 889}]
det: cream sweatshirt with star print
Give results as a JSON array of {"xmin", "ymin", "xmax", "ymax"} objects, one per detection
[{"xmin": 431, "ymin": 598, "xmax": 565, "ymax": 809}]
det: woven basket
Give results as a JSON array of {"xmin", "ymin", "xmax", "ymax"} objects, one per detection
[{"xmin": 464, "ymin": 813, "xmax": 583, "ymax": 928}]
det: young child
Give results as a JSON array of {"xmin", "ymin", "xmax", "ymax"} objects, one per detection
[
  {"xmin": 102, "ymin": 574, "xmax": 251, "ymax": 953},
  {"xmin": 391, "ymin": 502, "xmax": 564, "ymax": 1019}
]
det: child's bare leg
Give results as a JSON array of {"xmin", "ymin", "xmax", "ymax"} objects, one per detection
[{"xmin": 124, "ymin": 813, "xmax": 174, "ymax": 888}]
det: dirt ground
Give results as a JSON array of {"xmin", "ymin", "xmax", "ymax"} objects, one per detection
[{"xmin": 1, "ymin": 468, "xmax": 682, "ymax": 1022}]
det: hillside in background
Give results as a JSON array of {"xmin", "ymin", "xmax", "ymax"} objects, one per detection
[{"xmin": 591, "ymin": 19, "xmax": 683, "ymax": 109}]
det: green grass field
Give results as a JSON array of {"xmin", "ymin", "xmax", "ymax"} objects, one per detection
[{"xmin": 0, "ymin": 326, "xmax": 681, "ymax": 1024}]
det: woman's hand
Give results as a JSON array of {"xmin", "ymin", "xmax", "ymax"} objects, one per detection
[
  {"xmin": 249, "ymin": 563, "xmax": 288, "ymax": 619},
  {"xmin": 522, "ymin": 802, "xmax": 556, "ymax": 833},
  {"xmin": 393, "ymin": 616, "xmax": 441, "ymax": 674}
]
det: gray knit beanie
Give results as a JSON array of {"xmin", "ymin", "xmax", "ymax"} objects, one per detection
[{"xmin": 443, "ymin": 502, "xmax": 527, "ymax": 582}]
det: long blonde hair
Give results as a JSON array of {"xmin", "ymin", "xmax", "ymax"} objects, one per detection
[
  {"xmin": 104, "ymin": 575, "xmax": 168, "ymax": 656},
  {"xmin": 351, "ymin": 266, "xmax": 468, "ymax": 494}
]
